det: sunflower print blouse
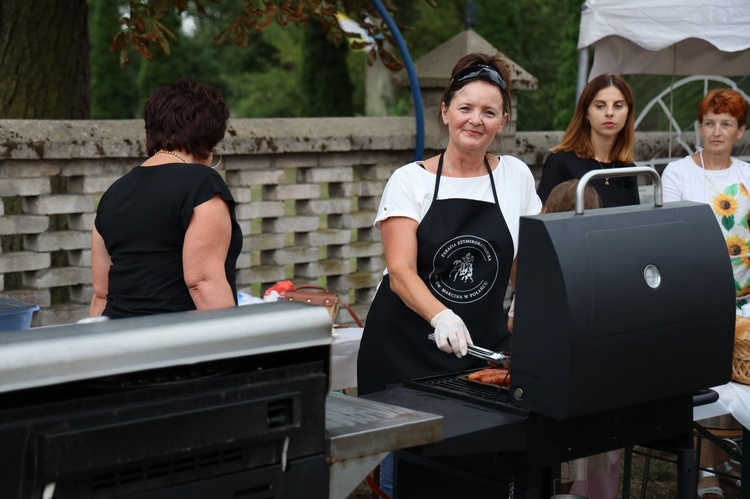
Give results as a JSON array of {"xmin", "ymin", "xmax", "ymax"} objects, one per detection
[{"xmin": 709, "ymin": 182, "xmax": 750, "ymax": 305}]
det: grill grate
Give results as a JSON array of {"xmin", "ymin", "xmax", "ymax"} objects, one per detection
[{"xmin": 403, "ymin": 371, "xmax": 528, "ymax": 417}]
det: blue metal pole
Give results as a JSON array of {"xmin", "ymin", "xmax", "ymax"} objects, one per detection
[{"xmin": 370, "ymin": 0, "xmax": 425, "ymax": 161}]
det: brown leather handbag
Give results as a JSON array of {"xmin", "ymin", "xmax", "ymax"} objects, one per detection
[
  {"xmin": 284, "ymin": 285, "xmax": 363, "ymax": 327},
  {"xmin": 284, "ymin": 285, "xmax": 339, "ymax": 323}
]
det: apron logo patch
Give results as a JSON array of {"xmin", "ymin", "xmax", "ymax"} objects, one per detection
[{"xmin": 430, "ymin": 235, "xmax": 499, "ymax": 304}]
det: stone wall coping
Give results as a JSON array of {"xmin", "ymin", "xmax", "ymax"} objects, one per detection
[
  {"xmin": 0, "ymin": 117, "xmax": 420, "ymax": 160},
  {"xmin": 4, "ymin": 118, "xmax": 747, "ymax": 164}
]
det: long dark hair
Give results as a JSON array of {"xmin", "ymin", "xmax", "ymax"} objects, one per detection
[{"xmin": 551, "ymin": 73, "xmax": 635, "ymax": 164}]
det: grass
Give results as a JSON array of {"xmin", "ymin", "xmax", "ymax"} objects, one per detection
[{"xmin": 624, "ymin": 447, "xmax": 741, "ymax": 499}]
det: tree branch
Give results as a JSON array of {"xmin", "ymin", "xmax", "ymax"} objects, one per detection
[{"xmin": 113, "ymin": 0, "xmax": 411, "ymax": 70}]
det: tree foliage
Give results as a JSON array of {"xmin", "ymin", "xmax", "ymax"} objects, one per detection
[
  {"xmin": 135, "ymin": 9, "xmax": 195, "ymax": 111},
  {"xmin": 301, "ymin": 19, "xmax": 354, "ymax": 117},
  {"xmin": 114, "ymin": 0, "xmax": 420, "ymax": 71},
  {"xmin": 90, "ymin": 0, "xmax": 141, "ymax": 118},
  {"xmin": 473, "ymin": 0, "xmax": 521, "ymax": 62},
  {"xmin": 228, "ymin": 23, "xmax": 308, "ymax": 117},
  {"xmin": 3, "ymin": 0, "xmax": 584, "ymax": 125},
  {"xmin": 398, "ymin": 0, "xmax": 463, "ymax": 61},
  {"xmin": 104, "ymin": 0, "xmax": 583, "ymax": 128},
  {"xmin": 549, "ymin": 0, "xmax": 583, "ymax": 130},
  {"xmin": 397, "ymin": 0, "xmax": 580, "ymax": 131}
]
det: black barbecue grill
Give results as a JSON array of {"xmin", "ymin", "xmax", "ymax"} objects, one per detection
[
  {"xmin": 0, "ymin": 302, "xmax": 334, "ymax": 499},
  {"xmin": 363, "ymin": 167, "xmax": 736, "ymax": 498}
]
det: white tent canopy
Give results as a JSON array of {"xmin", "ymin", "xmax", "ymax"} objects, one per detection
[{"xmin": 578, "ymin": 0, "xmax": 750, "ymax": 81}]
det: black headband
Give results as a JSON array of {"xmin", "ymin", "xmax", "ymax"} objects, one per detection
[{"xmin": 450, "ymin": 64, "xmax": 508, "ymax": 92}]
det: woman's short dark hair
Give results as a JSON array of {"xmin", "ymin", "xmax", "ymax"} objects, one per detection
[{"xmin": 144, "ymin": 80, "xmax": 230, "ymax": 160}]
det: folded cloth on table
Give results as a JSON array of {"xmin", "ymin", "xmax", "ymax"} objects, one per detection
[{"xmin": 330, "ymin": 328, "xmax": 363, "ymax": 391}]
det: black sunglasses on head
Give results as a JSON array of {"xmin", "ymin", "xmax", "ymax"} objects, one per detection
[{"xmin": 452, "ymin": 64, "xmax": 508, "ymax": 92}]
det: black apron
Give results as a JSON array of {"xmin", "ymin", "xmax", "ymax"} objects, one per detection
[{"xmin": 357, "ymin": 153, "xmax": 515, "ymax": 395}]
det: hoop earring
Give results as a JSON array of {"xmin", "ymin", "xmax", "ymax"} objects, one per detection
[{"xmin": 210, "ymin": 147, "xmax": 223, "ymax": 170}]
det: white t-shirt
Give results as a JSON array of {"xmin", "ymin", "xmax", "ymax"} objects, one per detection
[
  {"xmin": 662, "ymin": 155, "xmax": 750, "ymax": 204},
  {"xmin": 374, "ymin": 155, "xmax": 542, "ymax": 258}
]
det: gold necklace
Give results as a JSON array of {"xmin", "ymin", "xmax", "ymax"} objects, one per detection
[
  {"xmin": 154, "ymin": 150, "xmax": 187, "ymax": 163},
  {"xmin": 594, "ymin": 157, "xmax": 614, "ymax": 185}
]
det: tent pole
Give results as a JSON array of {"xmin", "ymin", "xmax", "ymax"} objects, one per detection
[{"xmin": 576, "ymin": 47, "xmax": 589, "ymax": 103}]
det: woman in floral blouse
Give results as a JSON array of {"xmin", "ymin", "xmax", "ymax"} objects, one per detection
[
  {"xmin": 662, "ymin": 89, "xmax": 749, "ymax": 307},
  {"xmin": 661, "ymin": 87, "xmax": 748, "ymax": 499}
]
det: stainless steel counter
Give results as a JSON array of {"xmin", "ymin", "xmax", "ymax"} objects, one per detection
[{"xmin": 326, "ymin": 391, "xmax": 443, "ymax": 499}]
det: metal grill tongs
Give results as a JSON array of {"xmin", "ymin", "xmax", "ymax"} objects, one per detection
[{"xmin": 427, "ymin": 333, "xmax": 511, "ymax": 367}]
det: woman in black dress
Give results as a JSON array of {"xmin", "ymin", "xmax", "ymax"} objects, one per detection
[{"xmin": 90, "ymin": 81, "xmax": 242, "ymax": 318}]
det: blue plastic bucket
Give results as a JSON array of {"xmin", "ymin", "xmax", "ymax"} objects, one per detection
[{"xmin": 0, "ymin": 297, "xmax": 39, "ymax": 331}]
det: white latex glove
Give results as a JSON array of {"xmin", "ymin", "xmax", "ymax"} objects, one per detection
[{"xmin": 430, "ymin": 309, "xmax": 473, "ymax": 357}]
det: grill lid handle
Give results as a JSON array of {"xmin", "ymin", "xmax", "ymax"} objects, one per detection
[{"xmin": 576, "ymin": 166, "xmax": 662, "ymax": 214}]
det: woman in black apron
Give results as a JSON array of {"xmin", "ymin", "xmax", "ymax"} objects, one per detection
[
  {"xmin": 356, "ymin": 52, "xmax": 542, "ymax": 496},
  {"xmin": 357, "ymin": 149, "xmax": 516, "ymax": 394}
]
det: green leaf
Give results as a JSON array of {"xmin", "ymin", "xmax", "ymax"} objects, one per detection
[
  {"xmin": 740, "ymin": 213, "xmax": 749, "ymax": 229},
  {"xmin": 723, "ymin": 215, "xmax": 736, "ymax": 231}
]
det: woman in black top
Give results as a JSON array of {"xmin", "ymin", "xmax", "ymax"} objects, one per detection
[
  {"xmin": 538, "ymin": 73, "xmax": 640, "ymax": 208},
  {"xmin": 90, "ymin": 81, "xmax": 242, "ymax": 318}
]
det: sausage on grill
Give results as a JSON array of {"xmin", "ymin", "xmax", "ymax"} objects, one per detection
[{"xmin": 467, "ymin": 368, "xmax": 510, "ymax": 386}]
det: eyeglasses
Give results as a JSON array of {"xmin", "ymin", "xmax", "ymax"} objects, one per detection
[{"xmin": 451, "ymin": 64, "xmax": 508, "ymax": 92}]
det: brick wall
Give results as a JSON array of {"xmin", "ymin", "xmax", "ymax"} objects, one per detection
[{"xmin": 0, "ymin": 118, "xmax": 744, "ymax": 326}]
